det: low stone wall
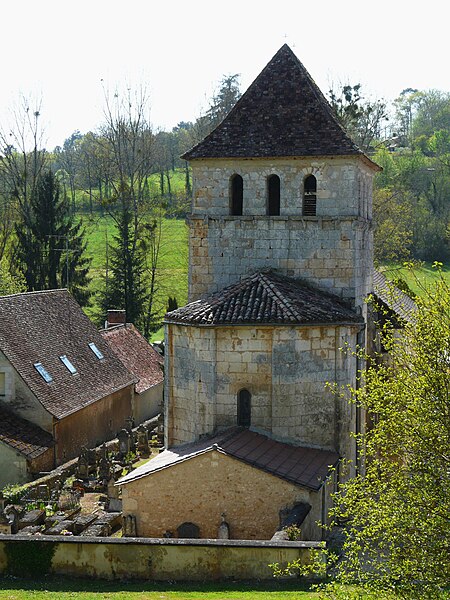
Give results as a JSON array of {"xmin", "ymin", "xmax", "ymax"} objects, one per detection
[{"xmin": 0, "ymin": 535, "xmax": 324, "ymax": 581}]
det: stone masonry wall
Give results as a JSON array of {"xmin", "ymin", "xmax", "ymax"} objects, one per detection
[
  {"xmin": 188, "ymin": 157, "xmax": 374, "ymax": 310},
  {"xmin": 121, "ymin": 449, "xmax": 323, "ymax": 540},
  {"xmin": 166, "ymin": 323, "xmax": 359, "ymax": 455}
]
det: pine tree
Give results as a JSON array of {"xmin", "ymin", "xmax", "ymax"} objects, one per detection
[
  {"xmin": 100, "ymin": 203, "xmax": 147, "ymax": 328},
  {"xmin": 15, "ymin": 171, "xmax": 92, "ymax": 305}
]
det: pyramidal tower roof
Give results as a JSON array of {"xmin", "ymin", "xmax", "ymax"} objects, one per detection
[{"xmin": 183, "ymin": 44, "xmax": 367, "ymax": 161}]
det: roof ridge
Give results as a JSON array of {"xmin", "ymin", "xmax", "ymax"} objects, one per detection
[{"xmin": 258, "ymin": 272, "xmax": 303, "ymax": 321}]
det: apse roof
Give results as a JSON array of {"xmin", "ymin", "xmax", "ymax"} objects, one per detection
[
  {"xmin": 165, "ymin": 271, "xmax": 362, "ymax": 327},
  {"xmin": 182, "ymin": 44, "xmax": 377, "ymax": 167}
]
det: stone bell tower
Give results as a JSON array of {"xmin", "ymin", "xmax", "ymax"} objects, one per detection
[
  {"xmin": 182, "ymin": 44, "xmax": 379, "ymax": 316},
  {"xmin": 165, "ymin": 46, "xmax": 379, "ymax": 459}
]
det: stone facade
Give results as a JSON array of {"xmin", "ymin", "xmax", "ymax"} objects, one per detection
[
  {"xmin": 165, "ymin": 323, "xmax": 359, "ymax": 462},
  {"xmin": 188, "ymin": 157, "xmax": 374, "ymax": 311},
  {"xmin": 121, "ymin": 449, "xmax": 329, "ymax": 540}
]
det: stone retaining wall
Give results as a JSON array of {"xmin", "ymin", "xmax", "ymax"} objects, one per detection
[{"xmin": 0, "ymin": 535, "xmax": 324, "ymax": 580}]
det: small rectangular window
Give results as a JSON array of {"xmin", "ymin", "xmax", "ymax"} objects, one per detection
[
  {"xmin": 0, "ymin": 372, "xmax": 5, "ymax": 396},
  {"xmin": 89, "ymin": 342, "xmax": 104, "ymax": 360},
  {"xmin": 60, "ymin": 355, "xmax": 77, "ymax": 374},
  {"xmin": 34, "ymin": 362, "xmax": 53, "ymax": 383}
]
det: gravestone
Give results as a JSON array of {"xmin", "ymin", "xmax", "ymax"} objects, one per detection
[
  {"xmin": 117, "ymin": 429, "xmax": 131, "ymax": 458},
  {"xmin": 137, "ymin": 425, "xmax": 149, "ymax": 457},
  {"xmin": 177, "ymin": 521, "xmax": 200, "ymax": 539},
  {"xmin": 98, "ymin": 457, "xmax": 111, "ymax": 481},
  {"xmin": 76, "ymin": 455, "xmax": 89, "ymax": 479},
  {"xmin": 0, "ymin": 493, "xmax": 11, "ymax": 534},
  {"xmin": 217, "ymin": 513, "xmax": 230, "ymax": 539},
  {"xmin": 4, "ymin": 506, "xmax": 19, "ymax": 534},
  {"xmin": 122, "ymin": 514, "xmax": 137, "ymax": 537}
]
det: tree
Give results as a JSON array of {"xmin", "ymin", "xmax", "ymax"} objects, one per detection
[
  {"xmin": 274, "ymin": 274, "xmax": 450, "ymax": 599},
  {"xmin": 98, "ymin": 86, "xmax": 156, "ymax": 328},
  {"xmin": 15, "ymin": 171, "xmax": 92, "ymax": 305},
  {"xmin": 327, "ymin": 274, "xmax": 450, "ymax": 598},
  {"xmin": 328, "ymin": 83, "xmax": 388, "ymax": 152},
  {"xmin": 194, "ymin": 74, "xmax": 242, "ymax": 141},
  {"xmin": 99, "ymin": 190, "xmax": 147, "ymax": 327}
]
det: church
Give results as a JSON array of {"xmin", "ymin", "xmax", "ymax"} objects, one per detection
[{"xmin": 119, "ymin": 45, "xmax": 389, "ymax": 540}]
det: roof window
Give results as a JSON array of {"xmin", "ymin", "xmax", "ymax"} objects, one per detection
[
  {"xmin": 89, "ymin": 342, "xmax": 104, "ymax": 360},
  {"xmin": 60, "ymin": 355, "xmax": 77, "ymax": 374},
  {"xmin": 34, "ymin": 362, "xmax": 53, "ymax": 383}
]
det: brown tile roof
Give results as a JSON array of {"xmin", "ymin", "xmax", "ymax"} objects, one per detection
[
  {"xmin": 182, "ymin": 44, "xmax": 378, "ymax": 168},
  {"xmin": 373, "ymin": 270, "xmax": 417, "ymax": 324},
  {"xmin": 0, "ymin": 290, "xmax": 136, "ymax": 420},
  {"xmin": 165, "ymin": 271, "xmax": 362, "ymax": 326},
  {"xmin": 119, "ymin": 428, "xmax": 339, "ymax": 491},
  {"xmin": 0, "ymin": 408, "xmax": 54, "ymax": 459},
  {"xmin": 101, "ymin": 324, "xmax": 164, "ymax": 394}
]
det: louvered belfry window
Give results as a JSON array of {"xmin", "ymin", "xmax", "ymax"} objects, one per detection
[{"xmin": 303, "ymin": 175, "xmax": 317, "ymax": 216}]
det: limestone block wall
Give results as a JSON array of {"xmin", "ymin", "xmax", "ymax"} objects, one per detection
[
  {"xmin": 190, "ymin": 157, "xmax": 373, "ymax": 218},
  {"xmin": 165, "ymin": 323, "xmax": 359, "ymax": 455},
  {"xmin": 121, "ymin": 449, "xmax": 323, "ymax": 540},
  {"xmin": 188, "ymin": 157, "xmax": 374, "ymax": 310}
]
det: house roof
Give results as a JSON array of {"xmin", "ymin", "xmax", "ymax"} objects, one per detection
[
  {"xmin": 182, "ymin": 44, "xmax": 378, "ymax": 169},
  {"xmin": 0, "ymin": 408, "xmax": 54, "ymax": 459},
  {"xmin": 165, "ymin": 271, "xmax": 362, "ymax": 327},
  {"xmin": 373, "ymin": 270, "xmax": 417, "ymax": 324},
  {"xmin": 119, "ymin": 427, "xmax": 340, "ymax": 491},
  {"xmin": 0, "ymin": 290, "xmax": 136, "ymax": 419},
  {"xmin": 101, "ymin": 324, "xmax": 164, "ymax": 394}
]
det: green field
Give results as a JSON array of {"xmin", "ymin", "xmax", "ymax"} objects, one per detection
[
  {"xmin": 80, "ymin": 214, "xmax": 188, "ymax": 332},
  {"xmin": 379, "ymin": 261, "xmax": 450, "ymax": 296}
]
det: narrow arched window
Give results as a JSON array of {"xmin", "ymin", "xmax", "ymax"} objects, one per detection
[
  {"xmin": 267, "ymin": 175, "xmax": 280, "ymax": 216},
  {"xmin": 230, "ymin": 174, "xmax": 243, "ymax": 216},
  {"xmin": 237, "ymin": 389, "xmax": 251, "ymax": 428},
  {"xmin": 303, "ymin": 175, "xmax": 317, "ymax": 216}
]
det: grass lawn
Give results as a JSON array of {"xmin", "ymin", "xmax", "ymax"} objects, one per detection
[
  {"xmin": 0, "ymin": 578, "xmax": 323, "ymax": 599},
  {"xmin": 379, "ymin": 261, "xmax": 450, "ymax": 296},
  {"xmin": 79, "ymin": 214, "xmax": 188, "ymax": 326}
]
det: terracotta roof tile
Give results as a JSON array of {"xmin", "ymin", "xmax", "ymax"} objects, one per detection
[
  {"xmin": 0, "ymin": 408, "xmax": 54, "ymax": 459},
  {"xmin": 101, "ymin": 324, "xmax": 163, "ymax": 394},
  {"xmin": 165, "ymin": 271, "xmax": 362, "ymax": 326},
  {"xmin": 119, "ymin": 428, "xmax": 339, "ymax": 491},
  {"xmin": 0, "ymin": 290, "xmax": 136, "ymax": 419},
  {"xmin": 182, "ymin": 44, "xmax": 377, "ymax": 168}
]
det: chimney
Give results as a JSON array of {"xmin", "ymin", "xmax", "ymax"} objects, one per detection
[{"xmin": 106, "ymin": 309, "xmax": 126, "ymax": 329}]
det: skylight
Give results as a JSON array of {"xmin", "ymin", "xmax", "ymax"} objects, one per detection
[
  {"xmin": 60, "ymin": 355, "xmax": 77, "ymax": 374},
  {"xmin": 34, "ymin": 362, "xmax": 53, "ymax": 383},
  {"xmin": 89, "ymin": 342, "xmax": 104, "ymax": 360}
]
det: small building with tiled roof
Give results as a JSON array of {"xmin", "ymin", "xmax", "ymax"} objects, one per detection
[
  {"xmin": 0, "ymin": 408, "xmax": 54, "ymax": 486},
  {"xmin": 101, "ymin": 323, "xmax": 164, "ymax": 423},
  {"xmin": 0, "ymin": 289, "xmax": 137, "ymax": 481},
  {"xmin": 119, "ymin": 428, "xmax": 339, "ymax": 540}
]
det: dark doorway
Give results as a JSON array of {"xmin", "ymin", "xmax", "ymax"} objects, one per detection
[{"xmin": 237, "ymin": 389, "xmax": 251, "ymax": 427}]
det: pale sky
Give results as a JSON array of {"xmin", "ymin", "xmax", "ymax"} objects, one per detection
[{"xmin": 1, "ymin": 0, "xmax": 448, "ymax": 149}]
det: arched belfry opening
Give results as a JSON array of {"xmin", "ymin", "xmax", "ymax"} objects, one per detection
[
  {"xmin": 303, "ymin": 175, "xmax": 317, "ymax": 216},
  {"xmin": 267, "ymin": 175, "xmax": 280, "ymax": 216},
  {"xmin": 230, "ymin": 174, "xmax": 243, "ymax": 216},
  {"xmin": 237, "ymin": 389, "xmax": 251, "ymax": 427}
]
